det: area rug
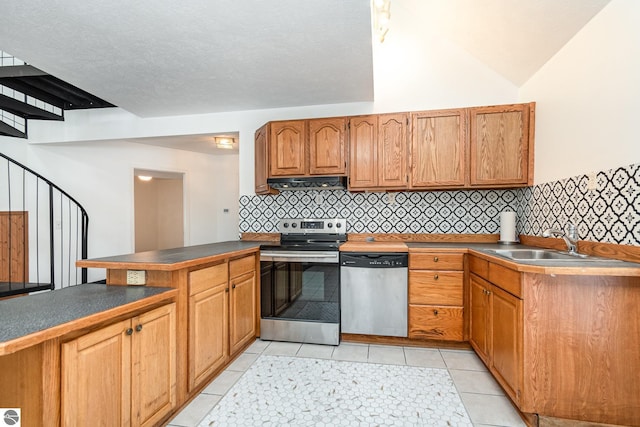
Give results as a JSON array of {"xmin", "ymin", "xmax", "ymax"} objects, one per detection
[{"xmin": 198, "ymin": 355, "xmax": 472, "ymax": 426}]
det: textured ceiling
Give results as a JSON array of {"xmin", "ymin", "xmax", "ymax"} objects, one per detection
[{"xmin": 0, "ymin": 0, "xmax": 374, "ymax": 118}]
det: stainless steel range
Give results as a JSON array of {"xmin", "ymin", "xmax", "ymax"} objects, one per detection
[{"xmin": 259, "ymin": 218, "xmax": 346, "ymax": 345}]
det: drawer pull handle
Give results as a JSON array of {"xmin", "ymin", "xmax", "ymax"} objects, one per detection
[
  {"xmin": 434, "ymin": 256, "xmax": 439, "ymax": 262},
  {"xmin": 126, "ymin": 328, "xmax": 133, "ymax": 336},
  {"xmin": 135, "ymin": 324, "xmax": 143, "ymax": 332},
  {"xmin": 434, "ymin": 274, "xmax": 439, "ymax": 280},
  {"xmin": 433, "ymin": 309, "xmax": 439, "ymax": 315}
]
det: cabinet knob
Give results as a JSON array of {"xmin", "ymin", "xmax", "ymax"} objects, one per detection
[
  {"xmin": 126, "ymin": 328, "xmax": 133, "ymax": 336},
  {"xmin": 225, "ymin": 288, "xmax": 229, "ymax": 293},
  {"xmin": 434, "ymin": 274, "xmax": 439, "ymax": 280},
  {"xmin": 135, "ymin": 324, "xmax": 143, "ymax": 332},
  {"xmin": 433, "ymin": 309, "xmax": 439, "ymax": 316},
  {"xmin": 232, "ymin": 284, "xmax": 236, "ymax": 289},
  {"xmin": 433, "ymin": 256, "xmax": 439, "ymax": 262}
]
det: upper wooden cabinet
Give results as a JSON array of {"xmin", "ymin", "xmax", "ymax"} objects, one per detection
[
  {"xmin": 410, "ymin": 109, "xmax": 467, "ymax": 188},
  {"xmin": 255, "ymin": 102, "xmax": 534, "ymax": 193},
  {"xmin": 255, "ymin": 124, "xmax": 275, "ymax": 195},
  {"xmin": 308, "ymin": 117, "xmax": 347, "ymax": 175},
  {"xmin": 267, "ymin": 117, "xmax": 347, "ymax": 178},
  {"xmin": 269, "ymin": 120, "xmax": 307, "ymax": 177},
  {"xmin": 469, "ymin": 103, "xmax": 534, "ymax": 187},
  {"xmin": 348, "ymin": 113, "xmax": 408, "ymax": 191}
]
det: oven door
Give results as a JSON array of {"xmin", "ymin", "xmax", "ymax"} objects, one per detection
[{"xmin": 259, "ymin": 251, "xmax": 340, "ymax": 345}]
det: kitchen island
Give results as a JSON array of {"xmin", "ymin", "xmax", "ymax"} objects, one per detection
[{"xmin": 76, "ymin": 240, "xmax": 262, "ymax": 425}]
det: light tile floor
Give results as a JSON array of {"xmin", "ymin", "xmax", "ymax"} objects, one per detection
[{"xmin": 167, "ymin": 340, "xmax": 526, "ymax": 427}]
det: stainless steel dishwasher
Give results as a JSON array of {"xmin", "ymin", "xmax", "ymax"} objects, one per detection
[{"xmin": 340, "ymin": 252, "xmax": 408, "ymax": 337}]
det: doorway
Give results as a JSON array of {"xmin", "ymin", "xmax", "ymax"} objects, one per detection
[{"xmin": 134, "ymin": 169, "xmax": 184, "ymax": 252}]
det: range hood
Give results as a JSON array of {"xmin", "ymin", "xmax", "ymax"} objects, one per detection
[{"xmin": 267, "ymin": 176, "xmax": 347, "ymax": 191}]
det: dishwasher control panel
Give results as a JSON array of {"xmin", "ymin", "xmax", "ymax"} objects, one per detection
[{"xmin": 340, "ymin": 252, "xmax": 408, "ymax": 268}]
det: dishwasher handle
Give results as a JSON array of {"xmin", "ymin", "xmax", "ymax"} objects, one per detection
[{"xmin": 340, "ymin": 252, "xmax": 408, "ymax": 268}]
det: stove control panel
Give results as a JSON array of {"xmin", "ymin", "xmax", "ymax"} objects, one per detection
[{"xmin": 279, "ymin": 218, "xmax": 347, "ymax": 234}]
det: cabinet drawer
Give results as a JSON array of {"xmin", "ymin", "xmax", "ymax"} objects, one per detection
[
  {"xmin": 469, "ymin": 256, "xmax": 489, "ymax": 280},
  {"xmin": 409, "ymin": 253, "xmax": 463, "ymax": 270},
  {"xmin": 489, "ymin": 263, "xmax": 522, "ymax": 297},
  {"xmin": 409, "ymin": 271, "xmax": 463, "ymax": 305},
  {"xmin": 230, "ymin": 254, "xmax": 256, "ymax": 279},
  {"xmin": 409, "ymin": 305, "xmax": 464, "ymax": 341},
  {"xmin": 189, "ymin": 263, "xmax": 228, "ymax": 296}
]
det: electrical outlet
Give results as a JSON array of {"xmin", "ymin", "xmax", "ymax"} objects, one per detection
[
  {"xmin": 126, "ymin": 270, "xmax": 146, "ymax": 285},
  {"xmin": 587, "ymin": 172, "xmax": 598, "ymax": 191}
]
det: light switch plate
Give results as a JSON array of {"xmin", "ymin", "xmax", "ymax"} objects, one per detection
[{"xmin": 126, "ymin": 270, "xmax": 146, "ymax": 285}]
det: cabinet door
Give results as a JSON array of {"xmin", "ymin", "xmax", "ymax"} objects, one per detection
[
  {"xmin": 410, "ymin": 109, "xmax": 467, "ymax": 188},
  {"xmin": 308, "ymin": 117, "xmax": 347, "ymax": 175},
  {"xmin": 230, "ymin": 271, "xmax": 257, "ymax": 355},
  {"xmin": 469, "ymin": 103, "xmax": 532, "ymax": 186},
  {"xmin": 61, "ymin": 319, "xmax": 132, "ymax": 427},
  {"xmin": 491, "ymin": 285, "xmax": 523, "ymax": 404},
  {"xmin": 348, "ymin": 115, "xmax": 378, "ymax": 189},
  {"xmin": 131, "ymin": 303, "xmax": 177, "ymax": 427},
  {"xmin": 469, "ymin": 274, "xmax": 491, "ymax": 364},
  {"xmin": 189, "ymin": 281, "xmax": 229, "ymax": 391},
  {"xmin": 254, "ymin": 124, "xmax": 273, "ymax": 194},
  {"xmin": 378, "ymin": 113, "xmax": 408, "ymax": 188},
  {"xmin": 269, "ymin": 120, "xmax": 307, "ymax": 176}
]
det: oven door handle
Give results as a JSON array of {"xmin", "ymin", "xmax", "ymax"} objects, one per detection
[{"xmin": 260, "ymin": 252, "xmax": 339, "ymax": 263}]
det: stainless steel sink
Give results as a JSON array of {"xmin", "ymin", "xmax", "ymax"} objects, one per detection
[{"xmin": 487, "ymin": 249, "xmax": 619, "ymax": 263}]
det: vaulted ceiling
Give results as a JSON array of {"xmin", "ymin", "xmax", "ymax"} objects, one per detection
[{"xmin": 1, "ymin": 0, "xmax": 611, "ymax": 119}]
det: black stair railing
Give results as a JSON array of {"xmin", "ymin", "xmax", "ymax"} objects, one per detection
[{"xmin": 0, "ymin": 152, "xmax": 88, "ymax": 297}]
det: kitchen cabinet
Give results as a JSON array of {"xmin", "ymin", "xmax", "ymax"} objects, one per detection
[
  {"xmin": 408, "ymin": 252, "xmax": 465, "ymax": 341},
  {"xmin": 188, "ymin": 262, "xmax": 229, "ymax": 392},
  {"xmin": 229, "ymin": 254, "xmax": 257, "ymax": 355},
  {"xmin": 61, "ymin": 303, "xmax": 177, "ymax": 427},
  {"xmin": 267, "ymin": 118, "xmax": 347, "ymax": 178},
  {"xmin": 469, "ymin": 256, "xmax": 523, "ymax": 405},
  {"xmin": 255, "ymin": 124, "xmax": 276, "ymax": 195},
  {"xmin": 188, "ymin": 254, "xmax": 257, "ymax": 391},
  {"xmin": 348, "ymin": 113, "xmax": 408, "ymax": 191},
  {"xmin": 270, "ymin": 120, "xmax": 307, "ymax": 176},
  {"xmin": 308, "ymin": 117, "xmax": 347, "ymax": 175},
  {"xmin": 410, "ymin": 109, "xmax": 467, "ymax": 188},
  {"xmin": 469, "ymin": 103, "xmax": 534, "ymax": 187}
]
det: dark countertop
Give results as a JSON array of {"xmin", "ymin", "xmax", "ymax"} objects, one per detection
[
  {"xmin": 0, "ymin": 283, "xmax": 176, "ymax": 355},
  {"xmin": 77, "ymin": 241, "xmax": 262, "ymax": 271}
]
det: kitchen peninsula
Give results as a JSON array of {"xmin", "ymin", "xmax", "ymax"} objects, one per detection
[{"xmin": 0, "ymin": 241, "xmax": 261, "ymax": 427}]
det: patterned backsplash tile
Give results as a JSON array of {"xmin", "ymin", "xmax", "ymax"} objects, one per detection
[
  {"xmin": 240, "ymin": 189, "xmax": 520, "ymax": 234},
  {"xmin": 239, "ymin": 163, "xmax": 639, "ymax": 246},
  {"xmin": 520, "ymin": 163, "xmax": 639, "ymax": 245}
]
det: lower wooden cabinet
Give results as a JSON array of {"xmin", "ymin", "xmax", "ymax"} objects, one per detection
[
  {"xmin": 188, "ymin": 254, "xmax": 257, "ymax": 392},
  {"xmin": 469, "ymin": 256, "xmax": 523, "ymax": 405},
  {"xmin": 229, "ymin": 255, "xmax": 257, "ymax": 355},
  {"xmin": 61, "ymin": 303, "xmax": 177, "ymax": 427},
  {"xmin": 189, "ymin": 262, "xmax": 229, "ymax": 392},
  {"xmin": 408, "ymin": 251, "xmax": 465, "ymax": 341}
]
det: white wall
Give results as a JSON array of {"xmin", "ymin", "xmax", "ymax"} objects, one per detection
[{"xmin": 519, "ymin": 0, "xmax": 640, "ymax": 184}]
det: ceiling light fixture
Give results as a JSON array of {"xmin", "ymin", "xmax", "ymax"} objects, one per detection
[
  {"xmin": 373, "ymin": 0, "xmax": 391, "ymax": 43},
  {"xmin": 215, "ymin": 136, "xmax": 235, "ymax": 150},
  {"xmin": 138, "ymin": 175, "xmax": 153, "ymax": 181}
]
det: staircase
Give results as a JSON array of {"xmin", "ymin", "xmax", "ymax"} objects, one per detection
[
  {"xmin": 0, "ymin": 152, "xmax": 89, "ymax": 298},
  {"xmin": 0, "ymin": 51, "xmax": 113, "ymax": 138}
]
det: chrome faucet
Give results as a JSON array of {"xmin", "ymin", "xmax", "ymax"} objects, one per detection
[{"xmin": 542, "ymin": 222, "xmax": 578, "ymax": 254}]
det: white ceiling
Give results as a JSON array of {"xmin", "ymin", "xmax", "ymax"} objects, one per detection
[{"xmin": 1, "ymin": 0, "xmax": 611, "ymax": 153}]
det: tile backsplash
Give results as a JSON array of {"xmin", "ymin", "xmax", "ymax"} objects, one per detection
[
  {"xmin": 519, "ymin": 163, "xmax": 639, "ymax": 246},
  {"xmin": 239, "ymin": 163, "xmax": 639, "ymax": 246}
]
